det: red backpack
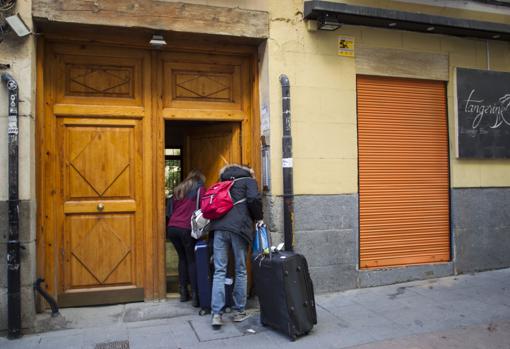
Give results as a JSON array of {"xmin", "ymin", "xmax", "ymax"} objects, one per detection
[{"xmin": 200, "ymin": 178, "xmax": 247, "ymax": 220}]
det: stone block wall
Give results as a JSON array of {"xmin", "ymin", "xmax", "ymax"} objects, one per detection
[
  {"xmin": 453, "ymin": 188, "xmax": 510, "ymax": 274},
  {"xmin": 264, "ymin": 194, "xmax": 359, "ymax": 292}
]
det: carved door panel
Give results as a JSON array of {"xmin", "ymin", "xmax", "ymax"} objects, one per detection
[
  {"xmin": 186, "ymin": 123, "xmax": 241, "ymax": 187},
  {"xmin": 56, "ymin": 120, "xmax": 144, "ymax": 306},
  {"xmin": 45, "ymin": 44, "xmax": 150, "ymax": 306}
]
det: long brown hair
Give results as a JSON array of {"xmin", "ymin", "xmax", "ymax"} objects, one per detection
[{"xmin": 173, "ymin": 170, "xmax": 205, "ymax": 200}]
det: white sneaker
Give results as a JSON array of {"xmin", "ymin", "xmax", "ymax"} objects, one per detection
[
  {"xmin": 211, "ymin": 313, "xmax": 224, "ymax": 327},
  {"xmin": 232, "ymin": 310, "xmax": 249, "ymax": 322}
]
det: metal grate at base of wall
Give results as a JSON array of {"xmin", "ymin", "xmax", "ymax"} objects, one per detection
[{"xmin": 95, "ymin": 340, "xmax": 130, "ymax": 349}]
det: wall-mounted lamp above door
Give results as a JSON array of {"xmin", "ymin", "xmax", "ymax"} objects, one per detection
[
  {"xmin": 318, "ymin": 13, "xmax": 342, "ymax": 31},
  {"xmin": 149, "ymin": 34, "xmax": 167, "ymax": 48}
]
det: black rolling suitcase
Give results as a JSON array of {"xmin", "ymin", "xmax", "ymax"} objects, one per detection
[{"xmin": 252, "ymin": 251, "xmax": 317, "ymax": 341}]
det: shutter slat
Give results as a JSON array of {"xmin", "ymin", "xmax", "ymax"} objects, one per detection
[{"xmin": 357, "ymin": 75, "xmax": 450, "ymax": 269}]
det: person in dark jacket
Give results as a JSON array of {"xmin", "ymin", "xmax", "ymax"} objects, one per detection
[
  {"xmin": 167, "ymin": 170, "xmax": 205, "ymax": 307},
  {"xmin": 210, "ymin": 164, "xmax": 263, "ymax": 327}
]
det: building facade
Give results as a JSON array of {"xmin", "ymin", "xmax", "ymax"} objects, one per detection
[{"xmin": 0, "ymin": 0, "xmax": 509, "ymax": 332}]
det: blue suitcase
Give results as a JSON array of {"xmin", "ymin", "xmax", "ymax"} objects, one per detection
[
  {"xmin": 195, "ymin": 240, "xmax": 212, "ymax": 315},
  {"xmin": 194, "ymin": 240, "xmax": 234, "ymax": 315}
]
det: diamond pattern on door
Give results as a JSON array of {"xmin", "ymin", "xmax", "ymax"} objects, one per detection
[
  {"xmin": 175, "ymin": 72, "xmax": 232, "ymax": 100},
  {"xmin": 72, "ymin": 219, "xmax": 130, "ymax": 283},
  {"xmin": 71, "ymin": 131, "xmax": 130, "ymax": 196},
  {"xmin": 67, "ymin": 64, "xmax": 134, "ymax": 98}
]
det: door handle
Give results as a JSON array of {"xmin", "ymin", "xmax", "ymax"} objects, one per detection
[{"xmin": 97, "ymin": 203, "xmax": 105, "ymax": 211}]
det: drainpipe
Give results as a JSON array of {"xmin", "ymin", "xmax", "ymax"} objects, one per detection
[
  {"xmin": 279, "ymin": 74, "xmax": 294, "ymax": 251},
  {"xmin": 2, "ymin": 72, "xmax": 21, "ymax": 339}
]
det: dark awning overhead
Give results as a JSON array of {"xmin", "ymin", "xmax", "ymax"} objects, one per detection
[{"xmin": 304, "ymin": 0, "xmax": 510, "ymax": 41}]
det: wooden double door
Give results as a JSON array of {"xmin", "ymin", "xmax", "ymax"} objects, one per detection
[{"xmin": 38, "ymin": 41, "xmax": 257, "ymax": 307}]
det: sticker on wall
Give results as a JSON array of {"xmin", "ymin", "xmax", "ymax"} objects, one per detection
[
  {"xmin": 282, "ymin": 158, "xmax": 293, "ymax": 168},
  {"xmin": 338, "ymin": 36, "xmax": 355, "ymax": 57},
  {"xmin": 261, "ymin": 105, "xmax": 270, "ymax": 132}
]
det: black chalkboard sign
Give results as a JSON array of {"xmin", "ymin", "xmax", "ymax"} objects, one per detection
[{"xmin": 456, "ymin": 67, "xmax": 510, "ymax": 159}]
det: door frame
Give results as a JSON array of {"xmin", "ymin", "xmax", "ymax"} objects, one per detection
[
  {"xmin": 154, "ymin": 47, "xmax": 261, "ymax": 299},
  {"xmin": 36, "ymin": 27, "xmax": 261, "ymax": 306}
]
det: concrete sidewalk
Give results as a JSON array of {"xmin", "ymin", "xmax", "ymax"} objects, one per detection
[{"xmin": 1, "ymin": 268, "xmax": 509, "ymax": 349}]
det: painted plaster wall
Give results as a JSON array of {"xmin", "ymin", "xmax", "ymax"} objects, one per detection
[
  {"xmin": 266, "ymin": 0, "xmax": 510, "ymax": 196},
  {"xmin": 267, "ymin": 1, "xmax": 358, "ymax": 196},
  {"xmin": 0, "ymin": 0, "xmax": 36, "ymax": 332}
]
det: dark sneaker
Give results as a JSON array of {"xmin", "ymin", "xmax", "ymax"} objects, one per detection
[
  {"xmin": 211, "ymin": 313, "xmax": 224, "ymax": 328},
  {"xmin": 232, "ymin": 310, "xmax": 249, "ymax": 322},
  {"xmin": 191, "ymin": 292, "xmax": 199, "ymax": 308},
  {"xmin": 179, "ymin": 286, "xmax": 190, "ymax": 302}
]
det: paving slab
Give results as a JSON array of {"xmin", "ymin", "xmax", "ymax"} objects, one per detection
[
  {"xmin": 1, "ymin": 268, "xmax": 509, "ymax": 349},
  {"xmin": 37, "ymin": 328, "xmax": 84, "ymax": 349},
  {"xmin": 166, "ymin": 316, "xmax": 201, "ymax": 348},
  {"xmin": 189, "ymin": 316, "xmax": 244, "ymax": 342},
  {"xmin": 128, "ymin": 322, "xmax": 175, "ymax": 349},
  {"xmin": 82, "ymin": 326, "xmax": 129, "ymax": 349},
  {"xmin": 123, "ymin": 299, "xmax": 195, "ymax": 323},
  {"xmin": 345, "ymin": 320, "xmax": 510, "ymax": 349}
]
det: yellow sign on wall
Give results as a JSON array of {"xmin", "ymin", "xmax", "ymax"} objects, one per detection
[{"xmin": 338, "ymin": 36, "xmax": 355, "ymax": 57}]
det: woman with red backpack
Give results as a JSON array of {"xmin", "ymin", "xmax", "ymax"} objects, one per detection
[
  {"xmin": 167, "ymin": 170, "xmax": 205, "ymax": 307},
  {"xmin": 208, "ymin": 164, "xmax": 263, "ymax": 328}
]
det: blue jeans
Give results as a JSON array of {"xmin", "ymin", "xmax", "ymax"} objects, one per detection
[{"xmin": 211, "ymin": 230, "xmax": 248, "ymax": 315}]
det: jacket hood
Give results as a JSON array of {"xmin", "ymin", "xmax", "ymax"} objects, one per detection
[{"xmin": 219, "ymin": 164, "xmax": 254, "ymax": 180}]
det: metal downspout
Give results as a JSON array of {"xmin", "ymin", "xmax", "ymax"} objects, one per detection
[
  {"xmin": 2, "ymin": 72, "xmax": 21, "ymax": 339},
  {"xmin": 279, "ymin": 74, "xmax": 294, "ymax": 251}
]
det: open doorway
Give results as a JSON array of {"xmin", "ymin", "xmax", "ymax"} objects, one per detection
[{"xmin": 164, "ymin": 120, "xmax": 241, "ymax": 296}]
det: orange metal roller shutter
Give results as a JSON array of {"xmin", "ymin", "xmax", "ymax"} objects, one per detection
[{"xmin": 357, "ymin": 75, "xmax": 450, "ymax": 269}]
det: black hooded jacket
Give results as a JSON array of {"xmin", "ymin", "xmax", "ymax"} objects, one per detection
[{"xmin": 209, "ymin": 165, "xmax": 263, "ymax": 243}]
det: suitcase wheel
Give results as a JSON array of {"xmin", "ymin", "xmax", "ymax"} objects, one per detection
[
  {"xmin": 199, "ymin": 309, "xmax": 211, "ymax": 316},
  {"xmin": 223, "ymin": 306, "xmax": 232, "ymax": 313},
  {"xmin": 290, "ymin": 334, "xmax": 297, "ymax": 342}
]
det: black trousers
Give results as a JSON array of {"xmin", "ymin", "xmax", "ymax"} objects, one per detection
[{"xmin": 166, "ymin": 226, "xmax": 197, "ymax": 294}]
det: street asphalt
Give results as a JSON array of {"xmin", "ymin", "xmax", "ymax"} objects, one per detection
[{"xmin": 1, "ymin": 268, "xmax": 509, "ymax": 349}]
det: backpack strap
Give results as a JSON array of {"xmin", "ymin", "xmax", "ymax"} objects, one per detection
[
  {"xmin": 233, "ymin": 198, "xmax": 247, "ymax": 205},
  {"xmin": 229, "ymin": 176, "xmax": 250, "ymax": 205},
  {"xmin": 195, "ymin": 187, "xmax": 201, "ymax": 210},
  {"xmin": 229, "ymin": 176, "xmax": 250, "ymax": 182}
]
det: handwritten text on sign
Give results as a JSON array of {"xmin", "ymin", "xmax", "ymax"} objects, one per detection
[{"xmin": 456, "ymin": 68, "xmax": 510, "ymax": 159}]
